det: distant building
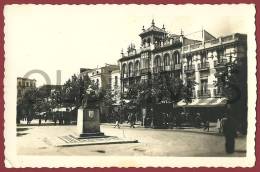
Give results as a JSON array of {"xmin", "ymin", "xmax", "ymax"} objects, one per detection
[
  {"xmin": 17, "ymin": 77, "xmax": 36, "ymax": 101},
  {"xmin": 80, "ymin": 64, "xmax": 119, "ymax": 90},
  {"xmin": 38, "ymin": 84, "xmax": 62, "ymax": 97},
  {"xmin": 111, "ymin": 69, "xmax": 121, "ymax": 104},
  {"xmin": 111, "ymin": 69, "xmax": 120, "ymax": 91}
]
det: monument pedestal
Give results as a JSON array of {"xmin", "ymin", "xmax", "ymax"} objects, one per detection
[{"xmin": 77, "ymin": 108, "xmax": 104, "ymax": 138}]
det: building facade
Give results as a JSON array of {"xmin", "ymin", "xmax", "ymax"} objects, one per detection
[
  {"xmin": 80, "ymin": 64, "xmax": 119, "ymax": 90},
  {"xmin": 17, "ymin": 77, "xmax": 36, "ymax": 101},
  {"xmin": 118, "ymin": 20, "xmax": 247, "ymax": 123}
]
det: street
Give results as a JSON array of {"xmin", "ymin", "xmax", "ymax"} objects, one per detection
[{"xmin": 17, "ymin": 123, "xmax": 246, "ymax": 157}]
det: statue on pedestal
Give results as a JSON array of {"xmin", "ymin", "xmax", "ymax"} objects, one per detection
[{"xmin": 77, "ymin": 88, "xmax": 104, "ymax": 138}]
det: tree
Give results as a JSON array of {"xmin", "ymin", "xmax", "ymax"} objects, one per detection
[
  {"xmin": 181, "ymin": 78, "xmax": 196, "ymax": 105},
  {"xmin": 62, "ymin": 74, "xmax": 91, "ymax": 109},
  {"xmin": 16, "ymin": 87, "xmax": 38, "ymax": 124},
  {"xmin": 215, "ymin": 57, "xmax": 247, "ymax": 134},
  {"xmin": 124, "ymin": 72, "xmax": 187, "ymax": 127}
]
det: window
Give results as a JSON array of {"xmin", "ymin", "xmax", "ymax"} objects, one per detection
[
  {"xmin": 154, "ymin": 56, "xmax": 161, "ymax": 67},
  {"xmin": 217, "ymin": 49, "xmax": 224, "ymax": 62},
  {"xmin": 174, "ymin": 51, "xmax": 180, "ymax": 64},
  {"xmin": 109, "ymin": 77, "xmax": 112, "ymax": 88},
  {"xmin": 115, "ymin": 76, "xmax": 118, "ymax": 87},
  {"xmin": 18, "ymin": 90, "xmax": 21, "ymax": 96},
  {"xmin": 128, "ymin": 63, "xmax": 133, "ymax": 76},
  {"xmin": 96, "ymin": 79, "xmax": 99, "ymax": 88},
  {"xmin": 164, "ymin": 54, "xmax": 170, "ymax": 66},
  {"xmin": 200, "ymin": 79, "xmax": 208, "ymax": 93}
]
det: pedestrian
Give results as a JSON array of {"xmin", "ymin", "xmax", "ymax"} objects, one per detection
[
  {"xmin": 216, "ymin": 118, "xmax": 221, "ymax": 133},
  {"xmin": 203, "ymin": 120, "xmax": 210, "ymax": 132},
  {"xmin": 130, "ymin": 113, "xmax": 135, "ymax": 128},
  {"xmin": 195, "ymin": 113, "xmax": 201, "ymax": 128},
  {"xmin": 38, "ymin": 115, "xmax": 42, "ymax": 125},
  {"xmin": 223, "ymin": 114, "xmax": 237, "ymax": 154},
  {"xmin": 114, "ymin": 112, "xmax": 120, "ymax": 129},
  {"xmin": 127, "ymin": 113, "xmax": 131, "ymax": 124}
]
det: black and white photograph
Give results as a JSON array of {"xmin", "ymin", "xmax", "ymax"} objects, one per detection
[{"xmin": 4, "ymin": 4, "xmax": 256, "ymax": 167}]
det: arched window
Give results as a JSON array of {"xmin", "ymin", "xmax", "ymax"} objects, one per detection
[
  {"xmin": 96, "ymin": 79, "xmax": 99, "ymax": 88},
  {"xmin": 128, "ymin": 62, "xmax": 133, "ymax": 77},
  {"xmin": 187, "ymin": 55, "xmax": 192, "ymax": 66},
  {"xmin": 163, "ymin": 54, "xmax": 170, "ymax": 66},
  {"xmin": 122, "ymin": 63, "xmax": 127, "ymax": 77},
  {"xmin": 135, "ymin": 60, "xmax": 140, "ymax": 72},
  {"xmin": 173, "ymin": 51, "xmax": 180, "ymax": 64},
  {"xmin": 154, "ymin": 55, "xmax": 161, "ymax": 67}
]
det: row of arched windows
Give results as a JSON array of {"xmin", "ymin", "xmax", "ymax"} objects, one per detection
[
  {"xmin": 122, "ymin": 60, "xmax": 140, "ymax": 77},
  {"xmin": 121, "ymin": 51, "xmax": 181, "ymax": 76},
  {"xmin": 153, "ymin": 51, "xmax": 180, "ymax": 67}
]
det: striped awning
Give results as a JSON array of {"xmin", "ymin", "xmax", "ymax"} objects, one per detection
[{"xmin": 177, "ymin": 98, "xmax": 227, "ymax": 107}]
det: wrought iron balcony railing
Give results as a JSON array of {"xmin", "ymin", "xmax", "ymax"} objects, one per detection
[
  {"xmin": 213, "ymin": 88, "xmax": 223, "ymax": 97},
  {"xmin": 198, "ymin": 62, "xmax": 210, "ymax": 70},
  {"xmin": 164, "ymin": 65, "xmax": 172, "ymax": 71},
  {"xmin": 134, "ymin": 70, "xmax": 140, "ymax": 76},
  {"xmin": 174, "ymin": 63, "xmax": 182, "ymax": 70},
  {"xmin": 129, "ymin": 72, "xmax": 134, "ymax": 77},
  {"xmin": 214, "ymin": 59, "xmax": 228, "ymax": 68},
  {"xmin": 140, "ymin": 68, "xmax": 150, "ymax": 75},
  {"xmin": 197, "ymin": 90, "xmax": 211, "ymax": 98},
  {"xmin": 184, "ymin": 65, "xmax": 195, "ymax": 73},
  {"xmin": 153, "ymin": 66, "xmax": 163, "ymax": 73}
]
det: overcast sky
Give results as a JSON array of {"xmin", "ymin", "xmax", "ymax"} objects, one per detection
[{"xmin": 4, "ymin": 4, "xmax": 254, "ymax": 86}]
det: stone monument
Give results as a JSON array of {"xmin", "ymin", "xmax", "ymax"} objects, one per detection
[{"xmin": 77, "ymin": 107, "xmax": 104, "ymax": 138}]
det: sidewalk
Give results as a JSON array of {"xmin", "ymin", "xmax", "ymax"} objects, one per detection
[
  {"xmin": 18, "ymin": 120, "xmax": 245, "ymax": 137},
  {"xmin": 102, "ymin": 122, "xmax": 245, "ymax": 137}
]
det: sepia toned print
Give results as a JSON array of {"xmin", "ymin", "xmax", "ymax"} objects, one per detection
[{"xmin": 4, "ymin": 4, "xmax": 256, "ymax": 167}]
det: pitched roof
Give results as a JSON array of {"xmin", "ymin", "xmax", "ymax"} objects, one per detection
[{"xmin": 139, "ymin": 20, "xmax": 167, "ymax": 36}]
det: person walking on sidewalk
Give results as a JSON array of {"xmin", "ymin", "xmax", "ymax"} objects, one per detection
[
  {"xmin": 223, "ymin": 114, "xmax": 237, "ymax": 154},
  {"xmin": 216, "ymin": 118, "xmax": 221, "ymax": 133},
  {"xmin": 114, "ymin": 112, "xmax": 120, "ymax": 129},
  {"xmin": 129, "ymin": 113, "xmax": 135, "ymax": 128},
  {"xmin": 203, "ymin": 120, "xmax": 210, "ymax": 132}
]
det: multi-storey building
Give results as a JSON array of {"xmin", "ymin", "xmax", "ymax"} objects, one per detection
[
  {"xmin": 118, "ymin": 20, "xmax": 247, "ymax": 122},
  {"xmin": 110, "ymin": 69, "xmax": 121, "ymax": 105},
  {"xmin": 17, "ymin": 77, "xmax": 36, "ymax": 101},
  {"xmin": 80, "ymin": 64, "xmax": 119, "ymax": 90}
]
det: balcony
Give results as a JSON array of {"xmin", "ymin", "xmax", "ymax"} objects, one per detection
[
  {"xmin": 153, "ymin": 66, "xmax": 163, "ymax": 73},
  {"xmin": 186, "ymin": 74, "xmax": 195, "ymax": 80},
  {"xmin": 141, "ymin": 68, "xmax": 150, "ymax": 75},
  {"xmin": 191, "ymin": 90, "xmax": 196, "ymax": 98},
  {"xmin": 214, "ymin": 88, "xmax": 223, "ymax": 98},
  {"xmin": 198, "ymin": 62, "xmax": 210, "ymax": 71},
  {"xmin": 121, "ymin": 73, "xmax": 128, "ymax": 79},
  {"xmin": 134, "ymin": 70, "xmax": 140, "ymax": 76},
  {"xmin": 184, "ymin": 65, "xmax": 195, "ymax": 73},
  {"xmin": 214, "ymin": 59, "xmax": 228, "ymax": 68},
  {"xmin": 174, "ymin": 63, "xmax": 182, "ymax": 70},
  {"xmin": 164, "ymin": 65, "xmax": 172, "ymax": 72},
  {"xmin": 129, "ymin": 72, "xmax": 134, "ymax": 78},
  {"xmin": 154, "ymin": 39, "xmax": 182, "ymax": 50},
  {"xmin": 197, "ymin": 90, "xmax": 211, "ymax": 98}
]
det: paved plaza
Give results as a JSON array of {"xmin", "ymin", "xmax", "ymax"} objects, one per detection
[{"xmin": 17, "ymin": 122, "xmax": 246, "ymax": 157}]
